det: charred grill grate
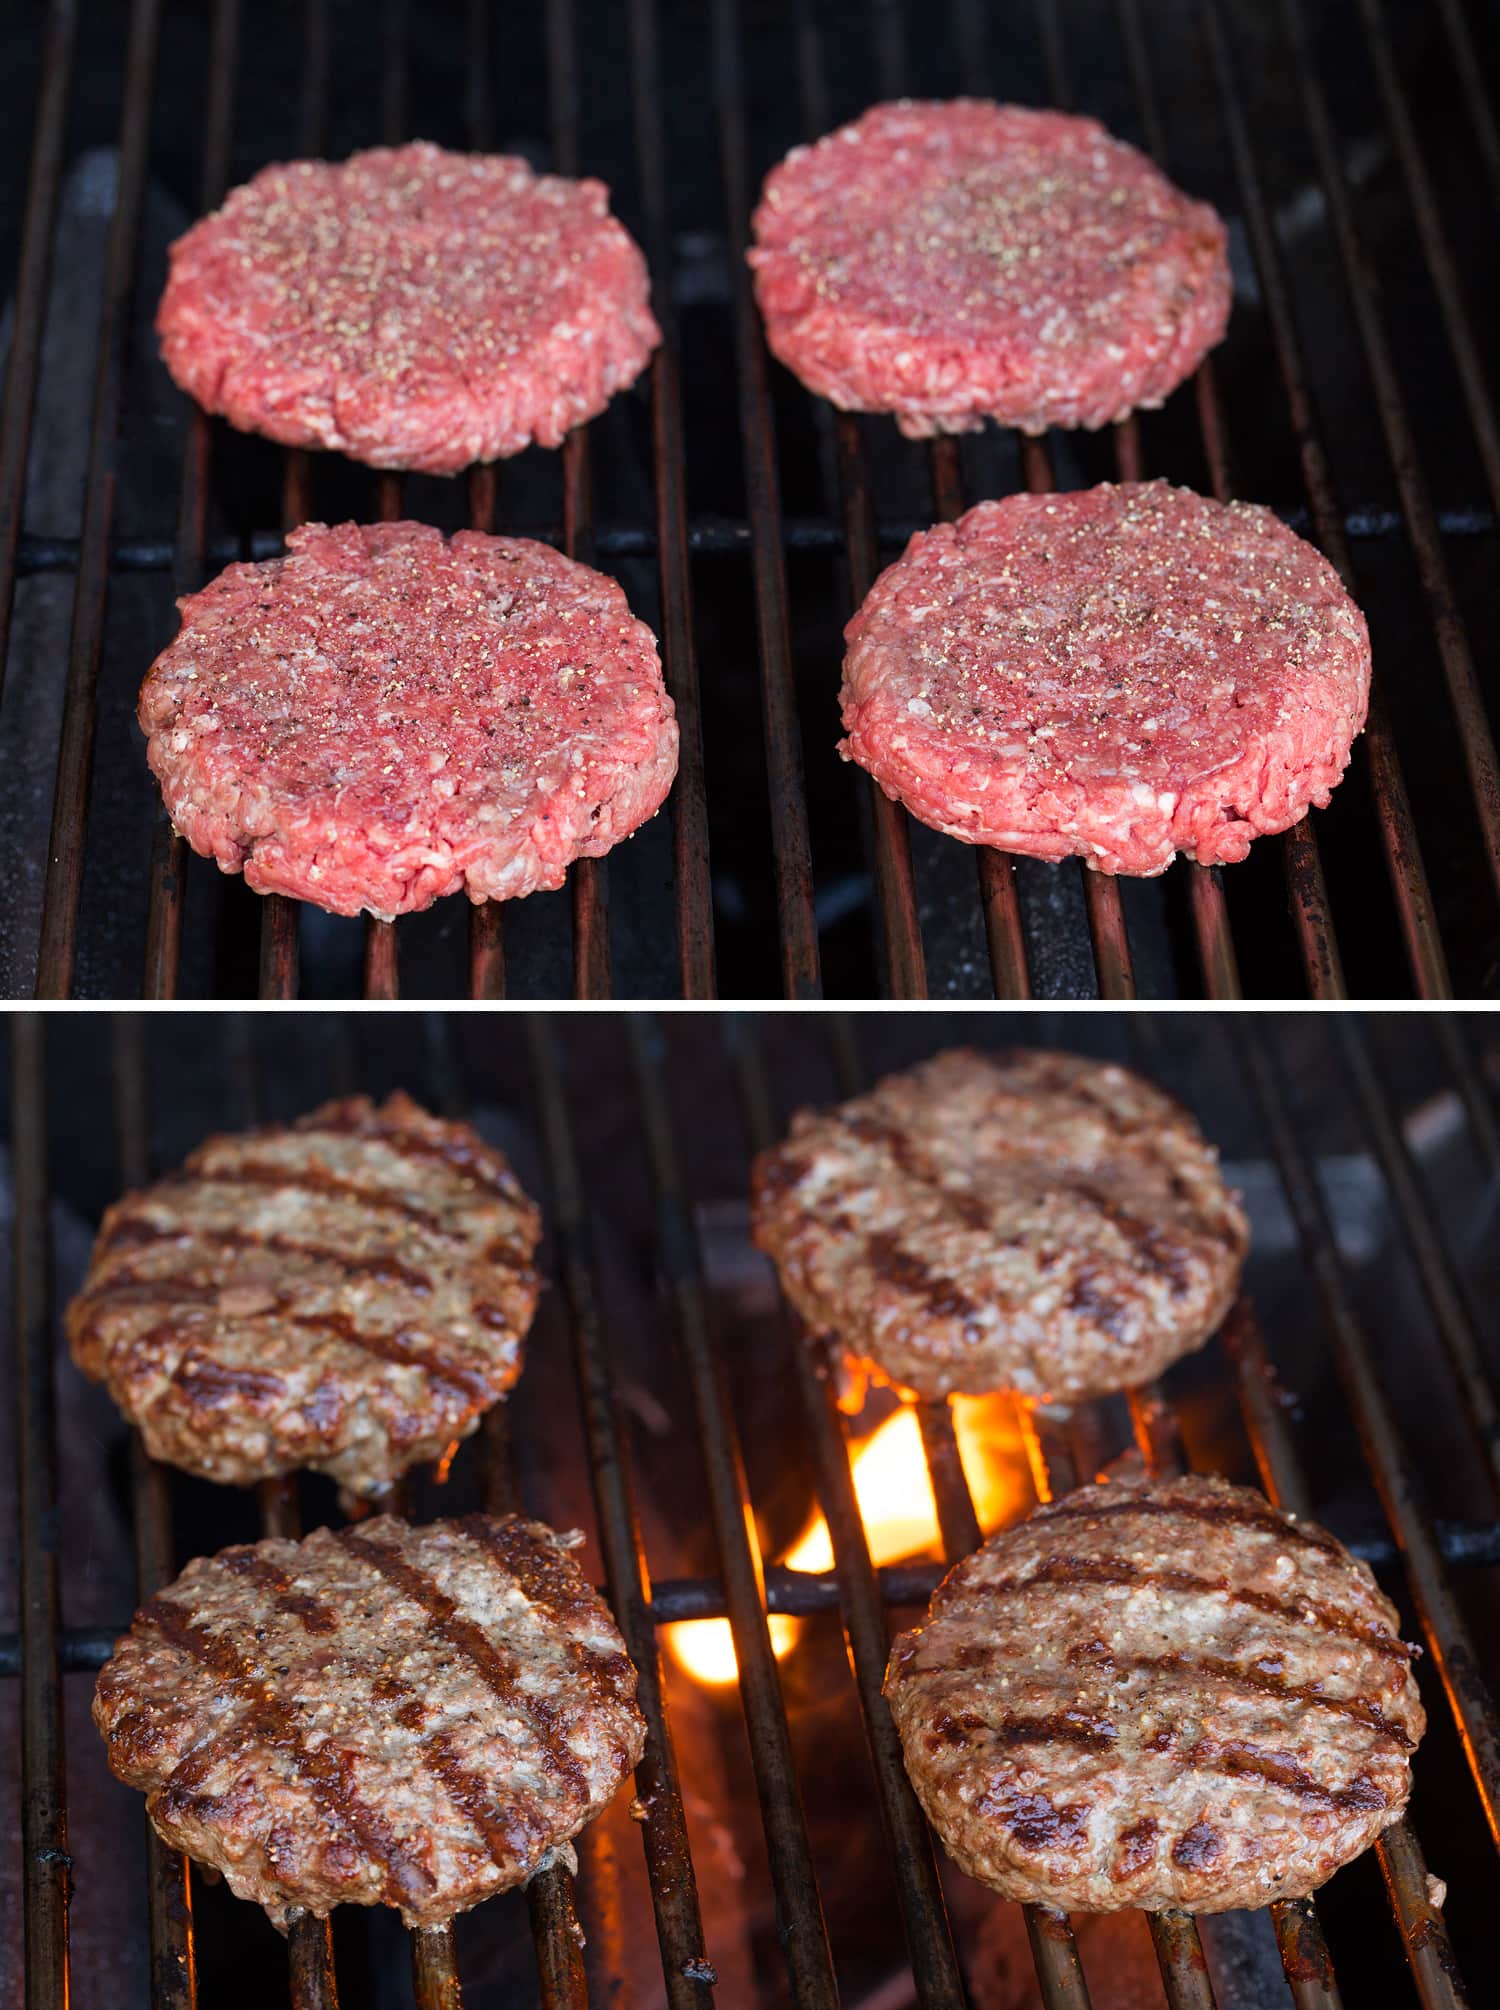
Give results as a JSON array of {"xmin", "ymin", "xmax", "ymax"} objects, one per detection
[
  {"xmin": 5, "ymin": 1009, "xmax": 1500, "ymax": 2006},
  {"xmin": 1, "ymin": 0, "xmax": 1500, "ymax": 997}
]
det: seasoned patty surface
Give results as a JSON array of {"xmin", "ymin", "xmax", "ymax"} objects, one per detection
[
  {"xmin": 158, "ymin": 142, "xmax": 660, "ymax": 473},
  {"xmin": 139, "ymin": 519, "xmax": 678, "ymax": 919},
  {"xmin": 67, "ymin": 1092, "xmax": 541, "ymax": 1495},
  {"xmin": 840, "ymin": 483, "xmax": 1372, "ymax": 875},
  {"xmin": 95, "ymin": 1515, "xmax": 647, "ymax": 1928},
  {"xmin": 885, "ymin": 1475, "xmax": 1424, "ymax": 1912},
  {"xmin": 750, "ymin": 1048, "xmax": 1247, "ymax": 1404},
  {"xmin": 749, "ymin": 101, "xmax": 1229, "ymax": 438}
]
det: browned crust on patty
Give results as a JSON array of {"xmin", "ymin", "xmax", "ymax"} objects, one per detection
[
  {"xmin": 66, "ymin": 1092, "xmax": 541, "ymax": 1495},
  {"xmin": 884, "ymin": 1475, "xmax": 1423, "ymax": 1912},
  {"xmin": 93, "ymin": 1514, "xmax": 646, "ymax": 1928},
  {"xmin": 750, "ymin": 1048, "xmax": 1248, "ymax": 1403}
]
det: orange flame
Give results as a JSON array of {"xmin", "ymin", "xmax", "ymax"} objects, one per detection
[{"xmin": 665, "ymin": 1393, "xmax": 1027, "ymax": 1686}]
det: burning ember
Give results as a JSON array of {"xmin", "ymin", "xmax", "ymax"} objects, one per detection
[{"xmin": 667, "ymin": 1394, "xmax": 1029, "ymax": 1685}]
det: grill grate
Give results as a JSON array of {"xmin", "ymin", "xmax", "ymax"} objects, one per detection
[
  {"xmin": 3, "ymin": 2, "xmax": 1500, "ymax": 996},
  {"xmin": 5, "ymin": 1009, "xmax": 1499, "ymax": 2006}
]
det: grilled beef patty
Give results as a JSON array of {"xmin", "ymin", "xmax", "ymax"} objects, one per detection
[
  {"xmin": 885, "ymin": 1475, "xmax": 1424, "ymax": 1912},
  {"xmin": 95, "ymin": 1514, "xmax": 646, "ymax": 1929},
  {"xmin": 750, "ymin": 1048, "xmax": 1247, "ymax": 1404},
  {"xmin": 67, "ymin": 1092, "xmax": 540, "ymax": 1496}
]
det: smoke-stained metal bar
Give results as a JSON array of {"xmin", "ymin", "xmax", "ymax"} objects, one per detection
[
  {"xmin": 33, "ymin": 0, "xmax": 163, "ymax": 996},
  {"xmin": 710, "ymin": 0, "xmax": 822, "ymax": 998},
  {"xmin": 629, "ymin": 0, "xmax": 717, "ymax": 999},
  {"xmin": 1194, "ymin": 0, "xmax": 1449, "ymax": 998},
  {"xmin": 525, "ymin": 1019, "xmax": 715, "ymax": 2007},
  {"xmin": 0, "ymin": 0, "xmax": 78, "ymax": 707},
  {"xmin": 1223, "ymin": 1299, "xmax": 1470, "ymax": 2010},
  {"xmin": 628, "ymin": 1013, "xmax": 838, "ymax": 2005},
  {"xmin": 1238, "ymin": 1024, "xmax": 1500, "ymax": 1846},
  {"xmin": 12, "ymin": 1017, "xmax": 70, "ymax": 2010}
]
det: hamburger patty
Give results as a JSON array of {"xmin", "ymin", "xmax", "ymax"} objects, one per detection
[
  {"xmin": 749, "ymin": 101, "xmax": 1229, "ymax": 438},
  {"xmin": 885, "ymin": 1475, "xmax": 1424, "ymax": 1912},
  {"xmin": 839, "ymin": 483, "xmax": 1372, "ymax": 875},
  {"xmin": 95, "ymin": 1515, "xmax": 647, "ymax": 1928},
  {"xmin": 157, "ymin": 142, "xmax": 660, "ymax": 473},
  {"xmin": 138, "ymin": 519, "xmax": 679, "ymax": 919},
  {"xmin": 67, "ymin": 1092, "xmax": 541, "ymax": 1496},
  {"xmin": 750, "ymin": 1048, "xmax": 1247, "ymax": 1404}
]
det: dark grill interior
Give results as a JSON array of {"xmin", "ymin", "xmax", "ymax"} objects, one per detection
[
  {"xmin": 1, "ymin": 2, "xmax": 1499, "ymax": 996},
  {"xmin": 4, "ymin": 1008, "xmax": 1499, "ymax": 2007}
]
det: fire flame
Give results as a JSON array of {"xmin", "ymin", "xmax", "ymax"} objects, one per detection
[{"xmin": 665, "ymin": 1394, "xmax": 1027, "ymax": 1686}]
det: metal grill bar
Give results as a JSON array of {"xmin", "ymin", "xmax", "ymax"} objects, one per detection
[
  {"xmin": 727, "ymin": 1017, "xmax": 967, "ymax": 2004},
  {"xmin": 255, "ymin": 0, "xmax": 328, "ymax": 1007},
  {"xmin": 1335, "ymin": 1017, "xmax": 1500, "ymax": 1493},
  {"xmin": 1187, "ymin": 0, "xmax": 1452, "ymax": 998},
  {"xmin": 824, "ymin": 1021, "xmax": 1096, "ymax": 2010},
  {"xmin": 628, "ymin": 1014, "xmax": 838, "ymax": 2003},
  {"xmin": 140, "ymin": 0, "xmax": 241, "ymax": 1001},
  {"xmin": 113, "ymin": 1019, "xmax": 198, "ymax": 2010},
  {"xmin": 629, "ymin": 0, "xmax": 717, "ymax": 1000},
  {"xmin": 12, "ymin": 1018, "xmax": 69, "ymax": 2010},
  {"xmin": 420, "ymin": 1018, "xmax": 585, "ymax": 2008},
  {"xmin": 1269, "ymin": 0, "xmax": 1500, "ymax": 910},
  {"xmin": 1223, "ymin": 1301, "xmax": 1470, "ymax": 2010},
  {"xmin": 33, "ymin": 0, "xmax": 162, "ymax": 996},
  {"xmin": 791, "ymin": 1, "xmax": 929, "ymax": 998},
  {"xmin": 1237, "ymin": 1023, "xmax": 1500, "ymax": 1845},
  {"xmin": 547, "ymin": 0, "xmax": 612, "ymax": 1003},
  {"xmin": 526, "ymin": 1017, "xmax": 716, "ymax": 2007},
  {"xmin": 712, "ymin": 0, "xmax": 823, "ymax": 999},
  {"xmin": 0, "ymin": 0, "xmax": 77, "ymax": 707}
]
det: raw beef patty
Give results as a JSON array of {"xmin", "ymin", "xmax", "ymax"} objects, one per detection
[
  {"xmin": 139, "ymin": 519, "xmax": 678, "ymax": 919},
  {"xmin": 158, "ymin": 141, "xmax": 660, "ymax": 472},
  {"xmin": 840, "ymin": 482, "xmax": 1371, "ymax": 874},
  {"xmin": 750, "ymin": 101, "xmax": 1229, "ymax": 437}
]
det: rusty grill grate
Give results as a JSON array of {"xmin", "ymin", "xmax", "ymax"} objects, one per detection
[
  {"xmin": 1, "ymin": 0, "xmax": 1499, "ymax": 998},
  {"xmin": 5, "ymin": 1008, "xmax": 1500, "ymax": 2006}
]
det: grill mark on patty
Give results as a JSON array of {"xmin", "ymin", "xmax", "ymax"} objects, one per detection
[
  {"xmin": 289, "ymin": 1312, "xmax": 493, "ymax": 1406},
  {"xmin": 98, "ymin": 1216, "xmax": 436, "ymax": 1296},
  {"xmin": 338, "ymin": 1528, "xmax": 591, "ymax": 1800},
  {"xmin": 300, "ymin": 1110, "xmax": 521, "ymax": 1201},
  {"xmin": 228, "ymin": 1553, "xmax": 544, "ymax": 1870},
  {"xmin": 836, "ymin": 1111, "xmax": 994, "ymax": 1232},
  {"xmin": 75, "ymin": 1278, "xmax": 494, "ymax": 1409},
  {"xmin": 1034, "ymin": 1492, "xmax": 1342, "ymax": 1557},
  {"xmin": 181, "ymin": 1160, "xmax": 464, "ymax": 1241},
  {"xmin": 978, "ymin": 1553, "xmax": 1412, "ymax": 1663},
  {"xmin": 137, "ymin": 1595, "xmax": 434, "ymax": 1908},
  {"xmin": 863, "ymin": 1232, "xmax": 980, "ymax": 1322},
  {"xmin": 219, "ymin": 1549, "xmax": 339, "ymax": 1634},
  {"xmin": 980, "ymin": 1791, "xmax": 1091, "ymax": 1852},
  {"xmin": 1203, "ymin": 1741, "xmax": 1391, "ymax": 1814},
  {"xmin": 992, "ymin": 1711, "xmax": 1117, "ymax": 1752},
  {"xmin": 1172, "ymin": 1820, "xmax": 1223, "ymax": 1870},
  {"xmin": 1113, "ymin": 1816, "xmax": 1159, "ymax": 1879},
  {"xmin": 1063, "ymin": 1180, "xmax": 1197, "ymax": 1295},
  {"xmin": 1066, "ymin": 1268, "xmax": 1132, "ymax": 1344}
]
